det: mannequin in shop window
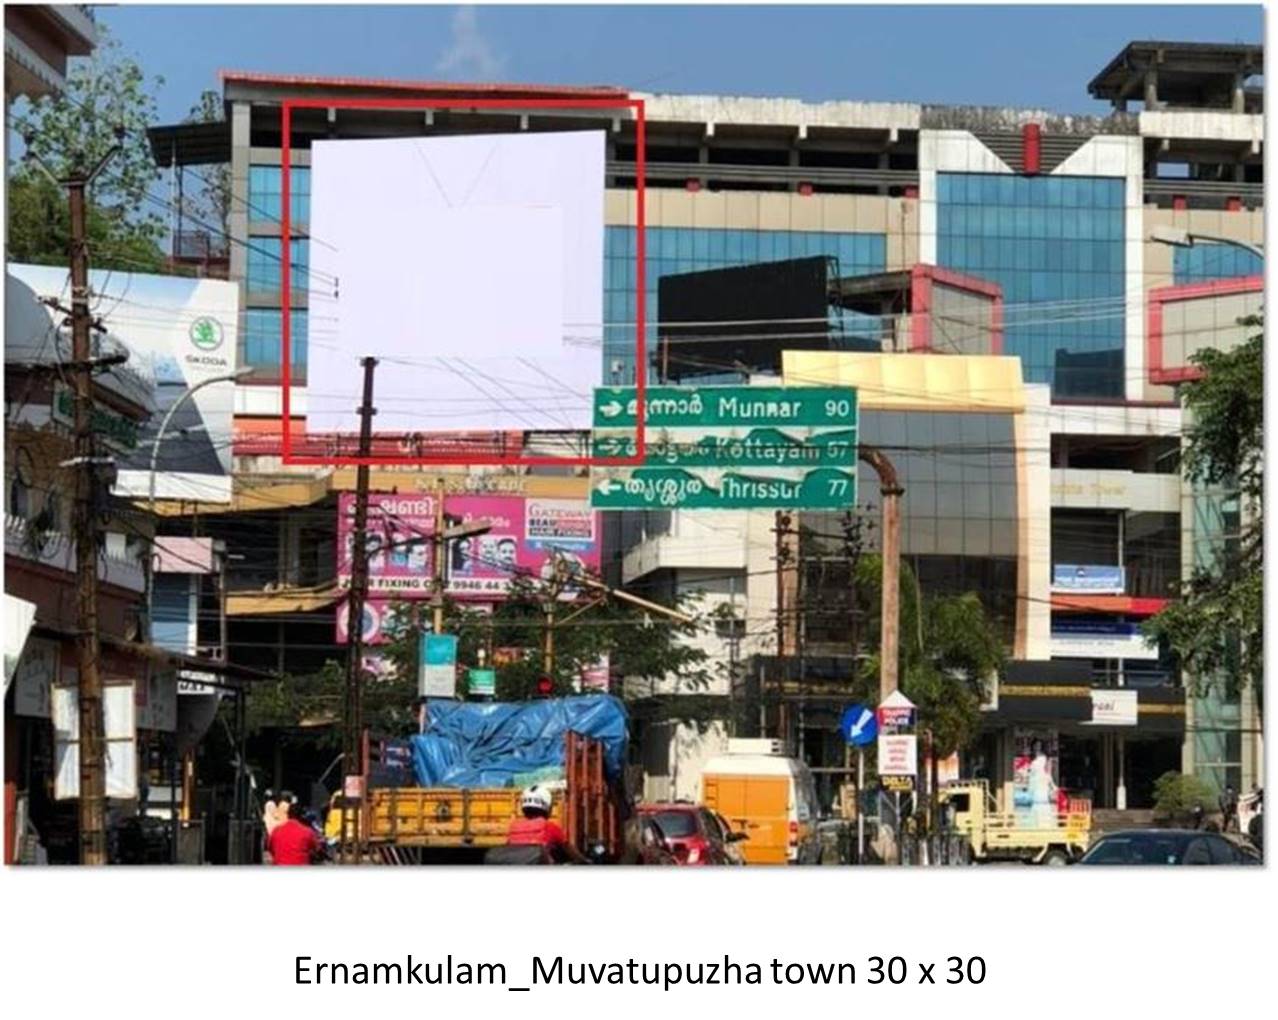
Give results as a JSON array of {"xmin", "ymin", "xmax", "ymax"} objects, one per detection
[{"xmin": 1028, "ymin": 740, "xmax": 1058, "ymax": 828}]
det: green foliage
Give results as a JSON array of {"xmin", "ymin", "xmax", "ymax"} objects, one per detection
[
  {"xmin": 181, "ymin": 89, "xmax": 231, "ymax": 235},
  {"xmin": 247, "ymin": 575, "xmax": 710, "ymax": 741},
  {"xmin": 854, "ymin": 555, "xmax": 1005, "ymax": 756},
  {"xmin": 1145, "ymin": 321, "xmax": 1263, "ymax": 701},
  {"xmin": 1152, "ymin": 771, "xmax": 1215, "ymax": 816},
  {"xmin": 8, "ymin": 30, "xmax": 166, "ymax": 272}
]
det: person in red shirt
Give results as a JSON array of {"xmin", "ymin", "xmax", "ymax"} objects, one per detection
[
  {"xmin": 506, "ymin": 785, "xmax": 586, "ymax": 863},
  {"xmin": 267, "ymin": 802, "xmax": 322, "ymax": 865}
]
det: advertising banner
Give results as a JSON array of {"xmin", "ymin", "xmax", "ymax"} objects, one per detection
[
  {"xmin": 8, "ymin": 263, "xmax": 240, "ymax": 503},
  {"xmin": 419, "ymin": 634, "xmax": 459, "ymax": 699},
  {"xmin": 308, "ymin": 130, "xmax": 604, "ymax": 435},
  {"xmin": 337, "ymin": 493, "xmax": 601, "ymax": 604},
  {"xmin": 1051, "ymin": 564, "xmax": 1126, "ymax": 594}
]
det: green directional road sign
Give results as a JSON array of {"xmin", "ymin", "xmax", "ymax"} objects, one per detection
[
  {"xmin": 593, "ymin": 385, "xmax": 857, "ymax": 429},
  {"xmin": 590, "ymin": 384, "xmax": 859, "ymax": 509},
  {"xmin": 592, "ymin": 426, "xmax": 858, "ymax": 468},
  {"xmin": 591, "ymin": 467, "xmax": 858, "ymax": 510}
]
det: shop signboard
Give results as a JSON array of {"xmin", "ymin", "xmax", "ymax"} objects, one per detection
[
  {"xmin": 1088, "ymin": 689, "xmax": 1138, "ymax": 726},
  {"xmin": 1050, "ymin": 620, "xmax": 1159, "ymax": 660},
  {"xmin": 418, "ymin": 634, "xmax": 459, "ymax": 699},
  {"xmin": 1051, "ymin": 564, "xmax": 1125, "ymax": 594}
]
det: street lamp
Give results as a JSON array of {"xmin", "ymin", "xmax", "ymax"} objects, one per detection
[
  {"xmin": 1149, "ymin": 226, "xmax": 1264, "ymax": 259},
  {"xmin": 145, "ymin": 367, "xmax": 254, "ymax": 639}
]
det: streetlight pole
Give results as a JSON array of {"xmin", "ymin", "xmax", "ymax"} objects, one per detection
[
  {"xmin": 1149, "ymin": 226, "xmax": 1263, "ymax": 260},
  {"xmin": 144, "ymin": 367, "xmax": 254, "ymax": 640}
]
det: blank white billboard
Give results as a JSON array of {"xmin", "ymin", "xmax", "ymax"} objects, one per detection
[{"xmin": 307, "ymin": 130, "xmax": 605, "ymax": 435}]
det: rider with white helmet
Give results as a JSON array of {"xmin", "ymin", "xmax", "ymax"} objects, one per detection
[{"xmin": 506, "ymin": 783, "xmax": 585, "ymax": 863}]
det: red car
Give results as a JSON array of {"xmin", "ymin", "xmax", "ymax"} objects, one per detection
[{"xmin": 636, "ymin": 803, "xmax": 747, "ymax": 865}]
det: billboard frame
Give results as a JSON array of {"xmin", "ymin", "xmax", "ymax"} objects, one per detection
[{"xmin": 279, "ymin": 95, "xmax": 649, "ymax": 468}]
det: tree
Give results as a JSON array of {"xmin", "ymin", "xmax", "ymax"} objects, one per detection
[
  {"xmin": 1152, "ymin": 770, "xmax": 1215, "ymax": 820},
  {"xmin": 853, "ymin": 555, "xmax": 1006, "ymax": 757},
  {"xmin": 1145, "ymin": 319, "xmax": 1263, "ymax": 704},
  {"xmin": 180, "ymin": 89, "xmax": 231, "ymax": 238},
  {"xmin": 7, "ymin": 29, "xmax": 167, "ymax": 273},
  {"xmin": 245, "ymin": 576, "xmax": 711, "ymax": 742}
]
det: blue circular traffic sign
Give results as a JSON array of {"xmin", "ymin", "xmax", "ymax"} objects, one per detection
[{"xmin": 839, "ymin": 703, "xmax": 878, "ymax": 747}]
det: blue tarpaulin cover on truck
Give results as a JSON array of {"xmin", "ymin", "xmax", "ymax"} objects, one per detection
[{"xmin": 409, "ymin": 695, "xmax": 629, "ymax": 788}]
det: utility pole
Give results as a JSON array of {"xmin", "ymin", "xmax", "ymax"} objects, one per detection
[
  {"xmin": 340, "ymin": 356, "xmax": 377, "ymax": 864},
  {"xmin": 25, "ymin": 131, "xmax": 126, "ymax": 865},
  {"xmin": 859, "ymin": 448, "xmax": 903, "ymax": 701},
  {"xmin": 67, "ymin": 172, "xmax": 109, "ymax": 866},
  {"xmin": 431, "ymin": 480, "xmax": 447, "ymax": 635}
]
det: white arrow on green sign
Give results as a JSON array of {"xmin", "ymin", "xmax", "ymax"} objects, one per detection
[
  {"xmin": 593, "ymin": 385, "xmax": 857, "ymax": 429},
  {"xmin": 592, "ymin": 466, "xmax": 858, "ymax": 510},
  {"xmin": 592, "ymin": 426, "xmax": 858, "ymax": 468}
]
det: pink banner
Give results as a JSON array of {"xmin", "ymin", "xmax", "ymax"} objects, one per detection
[{"xmin": 336, "ymin": 493, "xmax": 601, "ymax": 643}]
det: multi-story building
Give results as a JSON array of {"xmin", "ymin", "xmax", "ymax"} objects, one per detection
[
  {"xmin": 4, "ymin": 4, "xmax": 96, "ymax": 101},
  {"xmin": 144, "ymin": 39, "xmax": 1262, "ymax": 812}
]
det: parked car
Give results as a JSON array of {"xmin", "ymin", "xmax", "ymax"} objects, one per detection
[
  {"xmin": 636, "ymin": 802, "xmax": 747, "ymax": 865},
  {"xmin": 1078, "ymin": 829, "xmax": 1261, "ymax": 866}
]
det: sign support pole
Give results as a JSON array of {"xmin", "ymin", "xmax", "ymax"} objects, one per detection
[
  {"xmin": 894, "ymin": 790, "xmax": 902, "ymax": 866},
  {"xmin": 857, "ymin": 746, "xmax": 865, "ymax": 864},
  {"xmin": 341, "ymin": 356, "xmax": 377, "ymax": 864}
]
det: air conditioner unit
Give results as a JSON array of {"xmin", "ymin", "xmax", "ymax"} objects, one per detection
[{"xmin": 728, "ymin": 738, "xmax": 784, "ymax": 756}]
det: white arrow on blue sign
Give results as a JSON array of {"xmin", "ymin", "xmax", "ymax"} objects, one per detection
[{"xmin": 839, "ymin": 703, "xmax": 878, "ymax": 747}]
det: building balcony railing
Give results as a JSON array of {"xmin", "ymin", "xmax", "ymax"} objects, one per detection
[{"xmin": 4, "ymin": 516, "xmax": 146, "ymax": 593}]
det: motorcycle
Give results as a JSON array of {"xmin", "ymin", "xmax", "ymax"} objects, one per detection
[{"xmin": 483, "ymin": 840, "xmax": 611, "ymax": 865}]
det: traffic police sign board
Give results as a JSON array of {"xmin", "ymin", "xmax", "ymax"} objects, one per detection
[{"xmin": 839, "ymin": 703, "xmax": 878, "ymax": 747}]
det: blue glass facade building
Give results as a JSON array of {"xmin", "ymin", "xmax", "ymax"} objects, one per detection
[
  {"xmin": 602, "ymin": 226, "xmax": 886, "ymax": 383},
  {"xmin": 245, "ymin": 167, "xmax": 313, "ymax": 381},
  {"xmin": 936, "ymin": 173, "xmax": 1127, "ymax": 400},
  {"xmin": 1173, "ymin": 242, "xmax": 1263, "ymax": 284}
]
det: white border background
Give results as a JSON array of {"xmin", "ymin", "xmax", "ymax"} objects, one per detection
[{"xmin": 2, "ymin": 1, "xmax": 1272, "ymax": 1015}]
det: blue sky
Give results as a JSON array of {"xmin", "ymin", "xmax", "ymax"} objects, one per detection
[{"xmin": 98, "ymin": 4, "xmax": 1263, "ymax": 124}]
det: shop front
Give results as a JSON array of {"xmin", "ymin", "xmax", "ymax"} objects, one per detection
[{"xmin": 982, "ymin": 660, "xmax": 1186, "ymax": 812}]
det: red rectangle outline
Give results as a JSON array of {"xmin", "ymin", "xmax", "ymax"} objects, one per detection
[
  {"xmin": 279, "ymin": 96, "xmax": 647, "ymax": 468},
  {"xmin": 1146, "ymin": 274, "xmax": 1262, "ymax": 385}
]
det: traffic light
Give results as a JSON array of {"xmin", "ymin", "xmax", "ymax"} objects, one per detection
[{"xmin": 535, "ymin": 675, "xmax": 554, "ymax": 698}]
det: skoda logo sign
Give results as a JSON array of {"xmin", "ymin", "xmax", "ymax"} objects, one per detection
[{"xmin": 189, "ymin": 317, "xmax": 224, "ymax": 351}]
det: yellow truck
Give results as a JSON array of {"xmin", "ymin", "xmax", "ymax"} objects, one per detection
[
  {"xmin": 936, "ymin": 779, "xmax": 1092, "ymax": 865},
  {"xmin": 327, "ymin": 730, "xmax": 622, "ymax": 862}
]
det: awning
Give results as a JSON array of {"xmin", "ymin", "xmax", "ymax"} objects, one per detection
[{"xmin": 226, "ymin": 584, "xmax": 343, "ymax": 617}]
